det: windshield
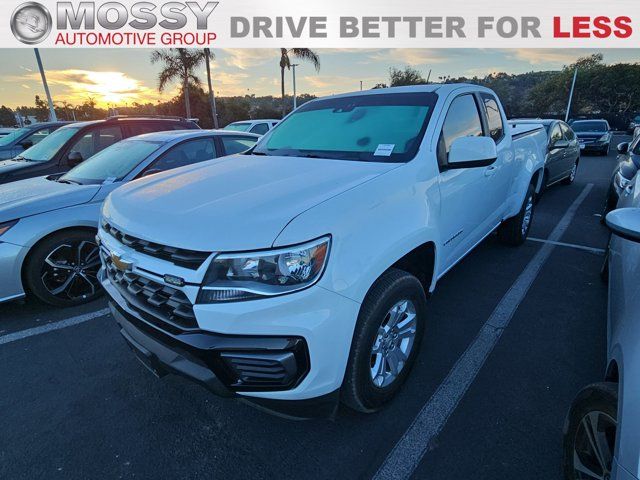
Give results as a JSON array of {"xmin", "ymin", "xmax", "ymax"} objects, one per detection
[
  {"xmin": 60, "ymin": 139, "xmax": 162, "ymax": 185},
  {"xmin": 253, "ymin": 92, "xmax": 437, "ymax": 162},
  {"xmin": 224, "ymin": 122, "xmax": 252, "ymax": 132},
  {"xmin": 572, "ymin": 121, "xmax": 608, "ymax": 132},
  {"xmin": 0, "ymin": 128, "xmax": 31, "ymax": 146},
  {"xmin": 21, "ymin": 126, "xmax": 80, "ymax": 162}
]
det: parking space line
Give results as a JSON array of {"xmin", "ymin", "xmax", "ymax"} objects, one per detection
[
  {"xmin": 527, "ymin": 237, "xmax": 606, "ymax": 255},
  {"xmin": 373, "ymin": 183, "xmax": 594, "ymax": 480},
  {"xmin": 0, "ymin": 308, "xmax": 110, "ymax": 346}
]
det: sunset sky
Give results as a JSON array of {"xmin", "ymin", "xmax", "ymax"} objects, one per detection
[{"xmin": 0, "ymin": 49, "xmax": 637, "ymax": 109}]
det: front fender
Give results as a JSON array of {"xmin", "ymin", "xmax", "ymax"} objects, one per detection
[{"xmin": 273, "ymin": 161, "xmax": 442, "ymax": 303}]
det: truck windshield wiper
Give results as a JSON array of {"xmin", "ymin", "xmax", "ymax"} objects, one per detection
[{"xmin": 57, "ymin": 178, "xmax": 81, "ymax": 185}]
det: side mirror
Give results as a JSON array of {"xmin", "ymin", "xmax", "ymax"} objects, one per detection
[
  {"xmin": 606, "ymin": 208, "xmax": 640, "ymax": 243},
  {"xmin": 617, "ymin": 142, "xmax": 630, "ymax": 155},
  {"xmin": 19, "ymin": 140, "xmax": 33, "ymax": 149},
  {"xmin": 551, "ymin": 140, "xmax": 570, "ymax": 150},
  {"xmin": 447, "ymin": 136, "xmax": 497, "ymax": 169},
  {"xmin": 67, "ymin": 151, "xmax": 83, "ymax": 167}
]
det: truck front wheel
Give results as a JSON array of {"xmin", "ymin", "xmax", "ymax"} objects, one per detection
[
  {"xmin": 497, "ymin": 184, "xmax": 535, "ymax": 246},
  {"xmin": 342, "ymin": 268, "xmax": 427, "ymax": 413}
]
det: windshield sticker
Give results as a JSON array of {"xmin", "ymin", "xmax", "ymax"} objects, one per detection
[{"xmin": 374, "ymin": 144, "xmax": 395, "ymax": 156}]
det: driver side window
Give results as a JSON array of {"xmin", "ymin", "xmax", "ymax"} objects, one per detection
[{"xmin": 437, "ymin": 94, "xmax": 484, "ymax": 168}]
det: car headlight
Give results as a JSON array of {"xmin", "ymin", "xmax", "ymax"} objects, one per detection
[
  {"xmin": 197, "ymin": 236, "xmax": 331, "ymax": 303},
  {"xmin": 0, "ymin": 219, "xmax": 18, "ymax": 237},
  {"xmin": 599, "ymin": 134, "xmax": 609, "ymax": 142},
  {"xmin": 615, "ymin": 171, "xmax": 632, "ymax": 190}
]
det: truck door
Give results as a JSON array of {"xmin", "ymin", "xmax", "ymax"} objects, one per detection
[
  {"xmin": 478, "ymin": 93, "xmax": 512, "ymax": 222},
  {"xmin": 437, "ymin": 93, "xmax": 499, "ymax": 269}
]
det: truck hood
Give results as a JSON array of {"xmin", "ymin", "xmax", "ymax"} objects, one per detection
[
  {"xmin": 104, "ymin": 155, "xmax": 397, "ymax": 252},
  {"xmin": 0, "ymin": 158, "xmax": 31, "ymax": 175},
  {"xmin": 0, "ymin": 176, "xmax": 100, "ymax": 222}
]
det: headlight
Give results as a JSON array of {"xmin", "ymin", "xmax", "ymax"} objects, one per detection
[
  {"xmin": 0, "ymin": 219, "xmax": 18, "ymax": 237},
  {"xmin": 197, "ymin": 236, "xmax": 331, "ymax": 303},
  {"xmin": 599, "ymin": 134, "xmax": 609, "ymax": 142},
  {"xmin": 615, "ymin": 171, "xmax": 632, "ymax": 190}
]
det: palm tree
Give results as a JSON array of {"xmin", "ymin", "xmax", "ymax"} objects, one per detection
[
  {"xmin": 279, "ymin": 48, "xmax": 320, "ymax": 117},
  {"xmin": 203, "ymin": 48, "xmax": 219, "ymax": 129},
  {"xmin": 151, "ymin": 49, "xmax": 207, "ymax": 119}
]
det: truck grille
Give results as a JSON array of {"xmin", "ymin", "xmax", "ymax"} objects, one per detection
[
  {"xmin": 102, "ymin": 249, "xmax": 197, "ymax": 331},
  {"xmin": 102, "ymin": 222, "xmax": 210, "ymax": 270}
]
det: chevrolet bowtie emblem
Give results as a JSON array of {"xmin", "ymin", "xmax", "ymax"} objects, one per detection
[{"xmin": 111, "ymin": 252, "xmax": 133, "ymax": 272}]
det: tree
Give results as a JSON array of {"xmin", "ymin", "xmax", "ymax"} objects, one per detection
[
  {"xmin": 0, "ymin": 106, "xmax": 15, "ymax": 127},
  {"xmin": 203, "ymin": 48, "xmax": 219, "ymax": 128},
  {"xmin": 389, "ymin": 67, "xmax": 426, "ymax": 87},
  {"xmin": 151, "ymin": 48, "xmax": 207, "ymax": 118},
  {"xmin": 278, "ymin": 48, "xmax": 320, "ymax": 117}
]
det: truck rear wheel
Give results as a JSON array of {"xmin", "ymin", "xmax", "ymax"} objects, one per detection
[
  {"xmin": 497, "ymin": 184, "xmax": 535, "ymax": 246},
  {"xmin": 342, "ymin": 268, "xmax": 427, "ymax": 413}
]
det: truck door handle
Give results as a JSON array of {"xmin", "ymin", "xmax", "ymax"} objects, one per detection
[{"xmin": 484, "ymin": 166, "xmax": 497, "ymax": 177}]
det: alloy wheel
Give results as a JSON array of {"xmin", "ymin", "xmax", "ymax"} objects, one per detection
[
  {"xmin": 521, "ymin": 194, "xmax": 534, "ymax": 236},
  {"xmin": 40, "ymin": 240, "xmax": 101, "ymax": 301},
  {"xmin": 572, "ymin": 410, "xmax": 617, "ymax": 480},
  {"xmin": 369, "ymin": 299, "xmax": 417, "ymax": 388}
]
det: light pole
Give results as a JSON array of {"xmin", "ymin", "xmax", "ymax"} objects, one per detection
[
  {"xmin": 565, "ymin": 67, "xmax": 578, "ymax": 123},
  {"xmin": 291, "ymin": 64, "xmax": 299, "ymax": 110},
  {"xmin": 34, "ymin": 48, "xmax": 57, "ymax": 122}
]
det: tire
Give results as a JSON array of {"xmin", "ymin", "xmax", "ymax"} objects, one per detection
[
  {"xmin": 24, "ymin": 229, "xmax": 103, "ymax": 307},
  {"xmin": 562, "ymin": 382, "xmax": 618, "ymax": 480},
  {"xmin": 342, "ymin": 268, "xmax": 427, "ymax": 413},
  {"xmin": 497, "ymin": 183, "xmax": 535, "ymax": 246},
  {"xmin": 600, "ymin": 186, "xmax": 618, "ymax": 224},
  {"xmin": 600, "ymin": 144, "xmax": 610, "ymax": 156},
  {"xmin": 562, "ymin": 159, "xmax": 579, "ymax": 185}
]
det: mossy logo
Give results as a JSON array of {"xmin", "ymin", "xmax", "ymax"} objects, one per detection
[{"xmin": 10, "ymin": 2, "xmax": 52, "ymax": 44}]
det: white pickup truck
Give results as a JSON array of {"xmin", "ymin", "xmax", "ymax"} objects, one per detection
[{"xmin": 97, "ymin": 84, "xmax": 547, "ymax": 418}]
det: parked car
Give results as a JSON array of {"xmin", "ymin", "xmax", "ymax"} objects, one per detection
[
  {"xmin": 0, "ymin": 130, "xmax": 258, "ymax": 306},
  {"xmin": 0, "ymin": 121, "xmax": 72, "ymax": 161},
  {"xmin": 602, "ymin": 137, "xmax": 640, "ymax": 219},
  {"xmin": 627, "ymin": 114, "xmax": 640, "ymax": 134},
  {"xmin": 96, "ymin": 84, "xmax": 548, "ymax": 418},
  {"xmin": 0, "ymin": 128, "xmax": 18, "ymax": 137},
  {"xmin": 509, "ymin": 119, "xmax": 580, "ymax": 191},
  {"xmin": 563, "ymin": 177, "xmax": 640, "ymax": 480},
  {"xmin": 571, "ymin": 119, "xmax": 613, "ymax": 155},
  {"xmin": 223, "ymin": 119, "xmax": 279, "ymax": 135},
  {"xmin": 0, "ymin": 116, "xmax": 199, "ymax": 185}
]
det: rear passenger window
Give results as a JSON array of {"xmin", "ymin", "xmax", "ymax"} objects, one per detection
[
  {"xmin": 560, "ymin": 123, "xmax": 575, "ymax": 141},
  {"xmin": 481, "ymin": 94, "xmax": 504, "ymax": 142},
  {"xmin": 550, "ymin": 124, "xmax": 563, "ymax": 145},
  {"xmin": 249, "ymin": 123, "xmax": 269, "ymax": 135},
  {"xmin": 127, "ymin": 124, "xmax": 162, "ymax": 137},
  {"xmin": 221, "ymin": 136, "xmax": 259, "ymax": 155},
  {"xmin": 437, "ymin": 95, "xmax": 484, "ymax": 167},
  {"xmin": 150, "ymin": 138, "xmax": 217, "ymax": 172}
]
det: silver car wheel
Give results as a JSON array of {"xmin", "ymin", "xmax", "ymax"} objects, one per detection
[
  {"xmin": 521, "ymin": 194, "xmax": 534, "ymax": 236},
  {"xmin": 370, "ymin": 299, "xmax": 417, "ymax": 388},
  {"xmin": 573, "ymin": 411, "xmax": 616, "ymax": 480}
]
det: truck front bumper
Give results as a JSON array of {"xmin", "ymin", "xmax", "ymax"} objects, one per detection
[{"xmin": 103, "ymin": 270, "xmax": 353, "ymax": 419}]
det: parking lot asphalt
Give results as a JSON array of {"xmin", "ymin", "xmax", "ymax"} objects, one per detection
[{"xmin": 0, "ymin": 138, "xmax": 625, "ymax": 480}]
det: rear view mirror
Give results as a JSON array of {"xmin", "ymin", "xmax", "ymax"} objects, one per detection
[
  {"xmin": 19, "ymin": 140, "xmax": 33, "ymax": 149},
  {"xmin": 617, "ymin": 142, "xmax": 630, "ymax": 155},
  {"xmin": 140, "ymin": 168, "xmax": 162, "ymax": 178},
  {"xmin": 551, "ymin": 140, "xmax": 569, "ymax": 150},
  {"xmin": 67, "ymin": 151, "xmax": 83, "ymax": 167},
  {"xmin": 606, "ymin": 208, "xmax": 640, "ymax": 243},
  {"xmin": 447, "ymin": 136, "xmax": 497, "ymax": 169}
]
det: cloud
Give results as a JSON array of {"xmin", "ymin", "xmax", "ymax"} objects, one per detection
[
  {"xmin": 8, "ymin": 69, "xmax": 160, "ymax": 106},
  {"xmin": 220, "ymin": 49, "xmax": 275, "ymax": 70},
  {"xmin": 505, "ymin": 49, "xmax": 580, "ymax": 65},
  {"xmin": 365, "ymin": 49, "xmax": 461, "ymax": 66},
  {"xmin": 302, "ymin": 75, "xmax": 380, "ymax": 95},
  {"xmin": 20, "ymin": 84, "xmax": 30, "ymax": 89}
]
